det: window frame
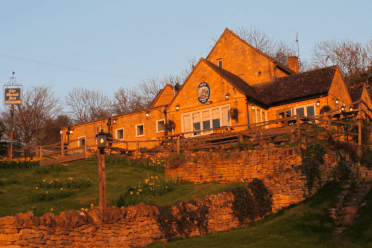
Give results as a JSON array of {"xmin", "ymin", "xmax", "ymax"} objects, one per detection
[
  {"xmin": 294, "ymin": 103, "xmax": 316, "ymax": 117},
  {"xmin": 135, "ymin": 123, "xmax": 145, "ymax": 137},
  {"xmin": 276, "ymin": 107, "xmax": 293, "ymax": 119},
  {"xmin": 181, "ymin": 104, "xmax": 230, "ymax": 137},
  {"xmin": 115, "ymin": 128, "xmax": 124, "ymax": 140},
  {"xmin": 78, "ymin": 136, "xmax": 86, "ymax": 147},
  {"xmin": 217, "ymin": 59, "xmax": 223, "ymax": 68},
  {"xmin": 156, "ymin": 119, "xmax": 165, "ymax": 133}
]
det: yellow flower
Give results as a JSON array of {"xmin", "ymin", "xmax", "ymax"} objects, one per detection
[
  {"xmin": 60, "ymin": 188, "xmax": 63, "ymax": 190},
  {"xmin": 81, "ymin": 208, "xmax": 84, "ymax": 211},
  {"xmin": 46, "ymin": 191, "xmax": 48, "ymax": 194},
  {"xmin": 35, "ymin": 187, "xmax": 38, "ymax": 189},
  {"xmin": 85, "ymin": 208, "xmax": 88, "ymax": 212},
  {"xmin": 151, "ymin": 176, "xmax": 154, "ymax": 179},
  {"xmin": 56, "ymin": 179, "xmax": 59, "ymax": 181},
  {"xmin": 121, "ymin": 206, "xmax": 124, "ymax": 209},
  {"xmin": 138, "ymin": 189, "xmax": 142, "ymax": 192},
  {"xmin": 155, "ymin": 176, "xmax": 158, "ymax": 179},
  {"xmin": 50, "ymin": 208, "xmax": 53, "ymax": 211},
  {"xmin": 130, "ymin": 191, "xmax": 133, "ymax": 195},
  {"xmin": 43, "ymin": 180, "xmax": 46, "ymax": 182},
  {"xmin": 91, "ymin": 204, "xmax": 94, "ymax": 209},
  {"xmin": 137, "ymin": 192, "xmax": 139, "ymax": 195}
]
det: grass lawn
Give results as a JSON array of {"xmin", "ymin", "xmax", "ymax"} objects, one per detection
[
  {"xmin": 148, "ymin": 181, "xmax": 372, "ymax": 248},
  {"xmin": 0, "ymin": 158, "xmax": 244, "ymax": 217}
]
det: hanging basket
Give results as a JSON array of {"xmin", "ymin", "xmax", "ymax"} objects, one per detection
[{"xmin": 229, "ymin": 109, "xmax": 238, "ymax": 120}]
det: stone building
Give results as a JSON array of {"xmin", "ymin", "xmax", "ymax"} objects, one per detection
[{"xmin": 61, "ymin": 28, "xmax": 372, "ymax": 149}]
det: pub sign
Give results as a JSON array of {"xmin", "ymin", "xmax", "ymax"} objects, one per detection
[
  {"xmin": 4, "ymin": 88, "xmax": 21, "ymax": 105},
  {"xmin": 196, "ymin": 81, "xmax": 211, "ymax": 104}
]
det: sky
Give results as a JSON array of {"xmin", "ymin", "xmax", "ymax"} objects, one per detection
[{"xmin": 0, "ymin": 0, "xmax": 371, "ymax": 107}]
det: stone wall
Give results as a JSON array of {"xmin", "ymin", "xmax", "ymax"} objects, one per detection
[
  {"xmin": 165, "ymin": 148, "xmax": 304, "ymax": 184},
  {"xmin": 1, "ymin": 148, "xmax": 370, "ymax": 248},
  {"xmin": 0, "ymin": 162, "xmax": 334, "ymax": 248}
]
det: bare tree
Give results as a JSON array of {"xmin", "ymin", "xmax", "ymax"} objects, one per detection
[
  {"xmin": 235, "ymin": 26, "xmax": 276, "ymax": 56},
  {"xmin": 111, "ymin": 88, "xmax": 147, "ymax": 115},
  {"xmin": 311, "ymin": 39, "xmax": 372, "ymax": 81},
  {"xmin": 0, "ymin": 86, "xmax": 62, "ymax": 145},
  {"xmin": 66, "ymin": 88, "xmax": 112, "ymax": 124}
]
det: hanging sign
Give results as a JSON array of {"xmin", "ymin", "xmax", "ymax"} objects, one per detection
[
  {"xmin": 196, "ymin": 81, "xmax": 210, "ymax": 104},
  {"xmin": 4, "ymin": 88, "xmax": 21, "ymax": 105}
]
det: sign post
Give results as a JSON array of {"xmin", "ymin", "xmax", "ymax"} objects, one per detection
[
  {"xmin": 96, "ymin": 130, "xmax": 107, "ymax": 209},
  {"xmin": 3, "ymin": 72, "xmax": 22, "ymax": 161}
]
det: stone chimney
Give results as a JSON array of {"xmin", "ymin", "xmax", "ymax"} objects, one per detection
[{"xmin": 288, "ymin": 56, "xmax": 299, "ymax": 74}]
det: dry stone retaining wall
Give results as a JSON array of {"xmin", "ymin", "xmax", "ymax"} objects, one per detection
[{"xmin": 1, "ymin": 148, "xmax": 367, "ymax": 247}]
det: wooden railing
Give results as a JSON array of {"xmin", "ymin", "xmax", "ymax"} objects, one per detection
[{"xmin": 20, "ymin": 106, "xmax": 365, "ymax": 165}]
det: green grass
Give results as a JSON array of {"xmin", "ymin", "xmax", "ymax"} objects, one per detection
[
  {"xmin": 0, "ymin": 158, "xmax": 244, "ymax": 217},
  {"xmin": 148, "ymin": 181, "xmax": 372, "ymax": 248}
]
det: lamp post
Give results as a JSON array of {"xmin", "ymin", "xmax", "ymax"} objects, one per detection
[{"xmin": 96, "ymin": 130, "xmax": 107, "ymax": 209}]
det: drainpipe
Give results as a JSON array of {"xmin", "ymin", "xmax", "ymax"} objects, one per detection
[{"xmin": 246, "ymin": 98, "xmax": 250, "ymax": 126}]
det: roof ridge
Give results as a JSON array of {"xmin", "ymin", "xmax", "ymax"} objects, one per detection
[{"xmin": 207, "ymin": 28, "xmax": 297, "ymax": 75}]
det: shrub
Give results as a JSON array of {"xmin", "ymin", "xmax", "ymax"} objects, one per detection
[
  {"xmin": 230, "ymin": 139, "xmax": 254, "ymax": 151},
  {"xmin": 360, "ymin": 146, "xmax": 372, "ymax": 169},
  {"xmin": 225, "ymin": 153, "xmax": 231, "ymax": 159},
  {"xmin": 156, "ymin": 200, "xmax": 209, "ymax": 239},
  {"xmin": 301, "ymin": 141, "xmax": 326, "ymax": 192},
  {"xmin": 168, "ymin": 153, "xmax": 186, "ymax": 168}
]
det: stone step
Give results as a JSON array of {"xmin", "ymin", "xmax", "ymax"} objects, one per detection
[{"xmin": 333, "ymin": 227, "xmax": 347, "ymax": 236}]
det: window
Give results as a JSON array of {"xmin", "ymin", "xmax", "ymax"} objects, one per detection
[
  {"xmin": 295, "ymin": 104, "xmax": 315, "ymax": 117},
  {"xmin": 156, "ymin": 120, "xmax": 165, "ymax": 133},
  {"xmin": 182, "ymin": 105, "xmax": 230, "ymax": 136},
  {"xmin": 135, "ymin": 124, "xmax": 144, "ymax": 137},
  {"xmin": 277, "ymin": 108, "xmax": 292, "ymax": 119},
  {"xmin": 254, "ymin": 107, "xmax": 267, "ymax": 123},
  {"xmin": 116, "ymin": 128, "xmax": 124, "ymax": 140},
  {"xmin": 78, "ymin": 136, "xmax": 85, "ymax": 147},
  {"xmin": 217, "ymin": 59, "xmax": 223, "ymax": 68}
]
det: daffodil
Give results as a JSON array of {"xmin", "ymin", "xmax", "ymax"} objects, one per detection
[{"xmin": 35, "ymin": 187, "xmax": 38, "ymax": 189}]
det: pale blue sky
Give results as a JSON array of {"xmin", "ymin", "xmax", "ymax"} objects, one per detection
[{"xmin": 0, "ymin": 0, "xmax": 371, "ymax": 103}]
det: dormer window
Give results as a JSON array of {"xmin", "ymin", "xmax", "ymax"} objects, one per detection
[{"xmin": 217, "ymin": 59, "xmax": 223, "ymax": 68}]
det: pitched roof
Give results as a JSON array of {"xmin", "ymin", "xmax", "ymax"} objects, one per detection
[
  {"xmin": 253, "ymin": 66, "xmax": 337, "ymax": 105},
  {"xmin": 203, "ymin": 59, "xmax": 266, "ymax": 103},
  {"xmin": 206, "ymin": 28, "xmax": 297, "ymax": 75},
  {"xmin": 348, "ymin": 84, "xmax": 365, "ymax": 102}
]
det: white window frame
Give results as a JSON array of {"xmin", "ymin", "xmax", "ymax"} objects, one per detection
[
  {"xmin": 156, "ymin": 119, "xmax": 165, "ymax": 133},
  {"xmin": 254, "ymin": 107, "xmax": 268, "ymax": 124},
  {"xmin": 78, "ymin": 136, "xmax": 86, "ymax": 147},
  {"xmin": 135, "ymin": 123, "xmax": 145, "ymax": 137},
  {"xmin": 181, "ymin": 104, "xmax": 230, "ymax": 137},
  {"xmin": 115, "ymin": 128, "xmax": 124, "ymax": 140},
  {"xmin": 294, "ymin": 103, "xmax": 316, "ymax": 117}
]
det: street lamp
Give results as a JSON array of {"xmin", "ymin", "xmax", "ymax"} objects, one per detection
[
  {"xmin": 96, "ymin": 129, "xmax": 107, "ymax": 154},
  {"xmin": 225, "ymin": 92, "xmax": 230, "ymax": 100}
]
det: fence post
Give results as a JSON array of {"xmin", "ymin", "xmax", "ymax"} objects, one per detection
[
  {"xmin": 125, "ymin": 142, "xmax": 128, "ymax": 151},
  {"xmin": 39, "ymin": 146, "xmax": 42, "ymax": 162},
  {"xmin": 177, "ymin": 138, "xmax": 180, "ymax": 154},
  {"xmin": 35, "ymin": 146, "xmax": 39, "ymax": 158},
  {"xmin": 61, "ymin": 135, "xmax": 64, "ymax": 157},
  {"xmin": 297, "ymin": 115, "xmax": 301, "ymax": 140},
  {"xmin": 84, "ymin": 144, "xmax": 88, "ymax": 159},
  {"xmin": 358, "ymin": 122, "xmax": 362, "ymax": 156},
  {"xmin": 136, "ymin": 141, "xmax": 139, "ymax": 158},
  {"xmin": 239, "ymin": 134, "xmax": 243, "ymax": 142}
]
